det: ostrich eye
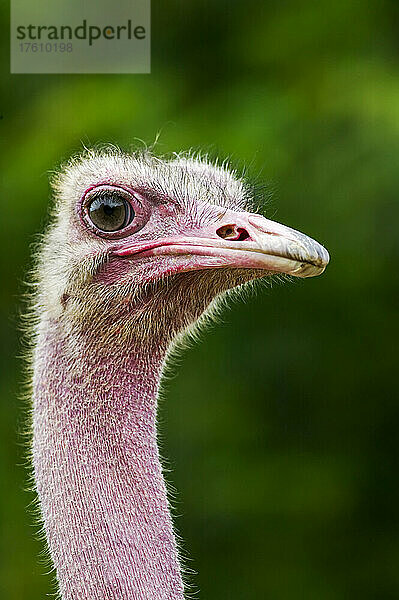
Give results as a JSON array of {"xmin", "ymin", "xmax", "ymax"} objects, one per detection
[{"xmin": 88, "ymin": 194, "xmax": 134, "ymax": 232}]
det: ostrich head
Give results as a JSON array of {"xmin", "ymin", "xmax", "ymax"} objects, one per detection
[
  {"xmin": 32, "ymin": 148, "xmax": 329, "ymax": 600},
  {"xmin": 38, "ymin": 149, "xmax": 329, "ymax": 344}
]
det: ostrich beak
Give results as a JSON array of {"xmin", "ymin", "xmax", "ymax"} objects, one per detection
[{"xmin": 114, "ymin": 210, "xmax": 329, "ymax": 278}]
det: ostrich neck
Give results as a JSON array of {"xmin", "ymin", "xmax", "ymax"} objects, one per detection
[{"xmin": 32, "ymin": 319, "xmax": 185, "ymax": 600}]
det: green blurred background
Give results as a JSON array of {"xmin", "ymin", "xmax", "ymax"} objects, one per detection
[{"xmin": 1, "ymin": 0, "xmax": 399, "ymax": 598}]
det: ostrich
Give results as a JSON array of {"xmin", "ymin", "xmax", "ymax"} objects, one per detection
[{"xmin": 30, "ymin": 148, "xmax": 329, "ymax": 600}]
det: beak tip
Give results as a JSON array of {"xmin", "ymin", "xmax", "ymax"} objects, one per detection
[{"xmin": 291, "ymin": 243, "xmax": 330, "ymax": 278}]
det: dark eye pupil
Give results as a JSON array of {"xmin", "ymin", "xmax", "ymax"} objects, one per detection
[
  {"xmin": 88, "ymin": 194, "xmax": 134, "ymax": 232},
  {"xmin": 103, "ymin": 204, "xmax": 115, "ymax": 217}
]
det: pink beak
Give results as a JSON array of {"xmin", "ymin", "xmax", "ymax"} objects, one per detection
[{"xmin": 114, "ymin": 210, "xmax": 330, "ymax": 279}]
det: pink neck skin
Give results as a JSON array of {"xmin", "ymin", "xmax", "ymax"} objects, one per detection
[{"xmin": 32, "ymin": 321, "xmax": 185, "ymax": 600}]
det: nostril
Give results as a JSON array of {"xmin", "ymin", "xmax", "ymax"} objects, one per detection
[
  {"xmin": 236, "ymin": 228, "xmax": 250, "ymax": 241},
  {"xmin": 216, "ymin": 225, "xmax": 250, "ymax": 241}
]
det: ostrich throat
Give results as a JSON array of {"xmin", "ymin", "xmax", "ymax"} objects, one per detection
[{"xmin": 33, "ymin": 317, "xmax": 184, "ymax": 600}]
